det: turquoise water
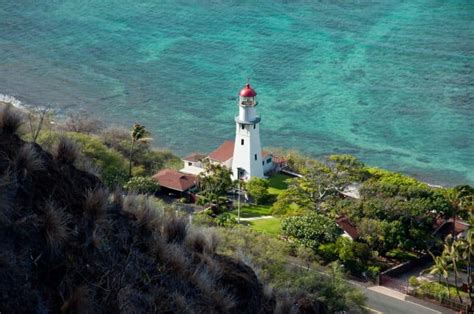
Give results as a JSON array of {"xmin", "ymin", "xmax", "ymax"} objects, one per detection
[{"xmin": 0, "ymin": 1, "xmax": 473, "ymax": 185}]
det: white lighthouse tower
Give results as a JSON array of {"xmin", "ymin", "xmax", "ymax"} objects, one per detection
[{"xmin": 232, "ymin": 83, "xmax": 264, "ymax": 180}]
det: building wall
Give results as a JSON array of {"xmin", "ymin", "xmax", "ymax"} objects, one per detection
[
  {"xmin": 262, "ymin": 156, "xmax": 274, "ymax": 174},
  {"xmin": 232, "ymin": 122, "xmax": 264, "ymax": 180},
  {"xmin": 183, "ymin": 160, "xmax": 202, "ymax": 168}
]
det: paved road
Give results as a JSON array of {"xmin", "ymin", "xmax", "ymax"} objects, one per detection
[
  {"xmin": 289, "ymin": 261, "xmax": 455, "ymax": 314},
  {"xmin": 361, "ymin": 287, "xmax": 455, "ymax": 314}
]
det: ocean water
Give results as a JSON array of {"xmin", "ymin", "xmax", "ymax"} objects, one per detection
[{"xmin": 0, "ymin": 1, "xmax": 472, "ymax": 186}]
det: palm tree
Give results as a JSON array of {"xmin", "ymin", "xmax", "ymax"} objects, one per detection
[
  {"xmin": 443, "ymin": 236, "xmax": 463, "ymax": 303},
  {"xmin": 457, "ymin": 218, "xmax": 473, "ymax": 304},
  {"xmin": 444, "ymin": 185, "xmax": 472, "ymax": 237},
  {"xmin": 128, "ymin": 123, "xmax": 151, "ymax": 178},
  {"xmin": 427, "ymin": 251, "xmax": 451, "ymax": 299}
]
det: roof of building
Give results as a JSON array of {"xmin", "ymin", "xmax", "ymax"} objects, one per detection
[
  {"xmin": 336, "ymin": 216, "xmax": 359, "ymax": 239},
  {"xmin": 262, "ymin": 150, "xmax": 272, "ymax": 158},
  {"xmin": 208, "ymin": 141, "xmax": 273, "ymax": 163},
  {"xmin": 433, "ymin": 217, "xmax": 469, "ymax": 237},
  {"xmin": 239, "ymin": 83, "xmax": 257, "ymax": 97},
  {"xmin": 152, "ymin": 169, "xmax": 197, "ymax": 192},
  {"xmin": 208, "ymin": 140, "xmax": 235, "ymax": 163},
  {"xmin": 183, "ymin": 153, "xmax": 206, "ymax": 162},
  {"xmin": 180, "ymin": 165, "xmax": 205, "ymax": 176}
]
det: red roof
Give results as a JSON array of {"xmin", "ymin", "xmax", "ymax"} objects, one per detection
[
  {"xmin": 433, "ymin": 217, "xmax": 469, "ymax": 237},
  {"xmin": 239, "ymin": 83, "xmax": 257, "ymax": 97},
  {"xmin": 152, "ymin": 169, "xmax": 196, "ymax": 192},
  {"xmin": 208, "ymin": 140, "xmax": 235, "ymax": 163},
  {"xmin": 183, "ymin": 153, "xmax": 206, "ymax": 162},
  {"xmin": 262, "ymin": 150, "xmax": 272, "ymax": 158},
  {"xmin": 208, "ymin": 140, "xmax": 272, "ymax": 163},
  {"xmin": 336, "ymin": 216, "xmax": 359, "ymax": 239}
]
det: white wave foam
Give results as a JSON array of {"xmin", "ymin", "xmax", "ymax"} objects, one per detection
[{"xmin": 0, "ymin": 93, "xmax": 27, "ymax": 110}]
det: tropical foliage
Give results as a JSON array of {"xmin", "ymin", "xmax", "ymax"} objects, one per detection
[
  {"xmin": 123, "ymin": 176, "xmax": 160, "ymax": 194},
  {"xmin": 282, "ymin": 213, "xmax": 340, "ymax": 250},
  {"xmin": 244, "ymin": 177, "xmax": 270, "ymax": 204}
]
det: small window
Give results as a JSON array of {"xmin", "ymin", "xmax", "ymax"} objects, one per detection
[
  {"xmin": 266, "ymin": 158, "xmax": 272, "ymax": 163},
  {"xmin": 253, "ymin": 124, "xmax": 256, "ymax": 129},
  {"xmin": 262, "ymin": 161, "xmax": 264, "ymax": 165},
  {"xmin": 241, "ymin": 139, "xmax": 244, "ymax": 145},
  {"xmin": 254, "ymin": 154, "xmax": 257, "ymax": 160},
  {"xmin": 241, "ymin": 124, "xmax": 245, "ymax": 130},
  {"xmin": 188, "ymin": 162, "xmax": 192, "ymax": 166}
]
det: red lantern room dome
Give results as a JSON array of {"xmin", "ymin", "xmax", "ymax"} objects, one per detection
[{"xmin": 239, "ymin": 83, "xmax": 257, "ymax": 97}]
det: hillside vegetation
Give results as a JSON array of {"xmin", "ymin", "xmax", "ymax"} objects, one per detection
[{"xmin": 0, "ymin": 104, "xmax": 279, "ymax": 313}]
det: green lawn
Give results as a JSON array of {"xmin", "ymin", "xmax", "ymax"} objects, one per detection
[
  {"xmin": 268, "ymin": 173, "xmax": 291, "ymax": 196},
  {"xmin": 225, "ymin": 173, "xmax": 290, "ymax": 235},
  {"xmin": 229, "ymin": 204, "xmax": 272, "ymax": 218},
  {"xmin": 249, "ymin": 217, "xmax": 282, "ymax": 236}
]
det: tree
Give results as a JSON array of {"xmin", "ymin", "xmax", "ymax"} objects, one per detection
[
  {"xmin": 27, "ymin": 106, "xmax": 51, "ymax": 143},
  {"xmin": 328, "ymin": 154, "xmax": 368, "ymax": 182},
  {"xmin": 245, "ymin": 177, "xmax": 269, "ymax": 204},
  {"xmin": 281, "ymin": 213, "xmax": 340, "ymax": 251},
  {"xmin": 123, "ymin": 176, "xmax": 159, "ymax": 194},
  {"xmin": 129, "ymin": 123, "xmax": 151, "ymax": 178},
  {"xmin": 335, "ymin": 237, "xmax": 372, "ymax": 275},
  {"xmin": 456, "ymin": 216, "xmax": 473, "ymax": 303},
  {"xmin": 444, "ymin": 238, "xmax": 463, "ymax": 303},
  {"xmin": 197, "ymin": 161, "xmax": 233, "ymax": 210},
  {"xmin": 280, "ymin": 159, "xmax": 359, "ymax": 212},
  {"xmin": 427, "ymin": 251, "xmax": 451, "ymax": 299},
  {"xmin": 444, "ymin": 185, "xmax": 473, "ymax": 238},
  {"xmin": 63, "ymin": 110, "xmax": 104, "ymax": 134}
]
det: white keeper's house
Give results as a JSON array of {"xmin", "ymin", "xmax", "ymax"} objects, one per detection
[{"xmin": 153, "ymin": 82, "xmax": 274, "ymax": 193}]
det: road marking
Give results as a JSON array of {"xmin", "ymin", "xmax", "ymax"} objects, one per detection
[{"xmin": 362, "ymin": 306, "xmax": 383, "ymax": 313}]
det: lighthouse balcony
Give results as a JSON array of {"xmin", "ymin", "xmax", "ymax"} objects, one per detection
[{"xmin": 235, "ymin": 116, "xmax": 261, "ymax": 125}]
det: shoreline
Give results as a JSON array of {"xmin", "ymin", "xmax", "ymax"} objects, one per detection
[{"xmin": 0, "ymin": 93, "xmax": 465, "ymax": 188}]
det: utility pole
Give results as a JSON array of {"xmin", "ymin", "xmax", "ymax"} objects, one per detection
[{"xmin": 237, "ymin": 180, "xmax": 241, "ymax": 224}]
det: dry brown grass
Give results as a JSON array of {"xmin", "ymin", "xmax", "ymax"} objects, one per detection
[
  {"xmin": 83, "ymin": 188, "xmax": 108, "ymax": 223},
  {"xmin": 14, "ymin": 143, "xmax": 44, "ymax": 175},
  {"xmin": 55, "ymin": 137, "xmax": 79, "ymax": 164},
  {"xmin": 42, "ymin": 201, "xmax": 71, "ymax": 253},
  {"xmin": 0, "ymin": 104, "xmax": 23, "ymax": 135}
]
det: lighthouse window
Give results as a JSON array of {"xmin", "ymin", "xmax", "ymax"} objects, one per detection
[
  {"xmin": 254, "ymin": 154, "xmax": 257, "ymax": 160},
  {"xmin": 262, "ymin": 161, "xmax": 264, "ymax": 165},
  {"xmin": 266, "ymin": 158, "xmax": 272, "ymax": 163},
  {"xmin": 241, "ymin": 124, "xmax": 245, "ymax": 130},
  {"xmin": 253, "ymin": 124, "xmax": 256, "ymax": 129},
  {"xmin": 241, "ymin": 139, "xmax": 244, "ymax": 145}
]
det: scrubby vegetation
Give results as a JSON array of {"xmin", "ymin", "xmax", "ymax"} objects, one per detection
[
  {"xmin": 216, "ymin": 226, "xmax": 366, "ymax": 312},
  {"xmin": 3, "ymin": 102, "xmax": 365, "ymax": 313},
  {"xmin": 1, "ymin": 103, "xmax": 280, "ymax": 313}
]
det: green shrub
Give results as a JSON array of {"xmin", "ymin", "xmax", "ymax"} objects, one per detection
[
  {"xmin": 38, "ymin": 131, "xmax": 129, "ymax": 187},
  {"xmin": 416, "ymin": 281, "xmax": 454, "ymax": 301},
  {"xmin": 245, "ymin": 177, "xmax": 270, "ymax": 204},
  {"xmin": 335, "ymin": 237, "xmax": 372, "ymax": 275},
  {"xmin": 123, "ymin": 176, "xmax": 159, "ymax": 194},
  {"xmin": 317, "ymin": 242, "xmax": 339, "ymax": 262},
  {"xmin": 408, "ymin": 276, "xmax": 420, "ymax": 287},
  {"xmin": 367, "ymin": 266, "xmax": 380, "ymax": 282},
  {"xmin": 281, "ymin": 213, "xmax": 340, "ymax": 251},
  {"xmin": 216, "ymin": 213, "xmax": 237, "ymax": 227}
]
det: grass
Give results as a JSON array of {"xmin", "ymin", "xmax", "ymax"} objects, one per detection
[
  {"xmin": 224, "ymin": 173, "xmax": 290, "ymax": 236},
  {"xmin": 268, "ymin": 173, "xmax": 291, "ymax": 196},
  {"xmin": 249, "ymin": 217, "xmax": 281, "ymax": 236},
  {"xmin": 229, "ymin": 204, "xmax": 272, "ymax": 218},
  {"xmin": 386, "ymin": 248, "xmax": 419, "ymax": 261}
]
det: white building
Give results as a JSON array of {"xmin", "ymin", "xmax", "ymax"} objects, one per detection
[
  {"xmin": 180, "ymin": 82, "xmax": 273, "ymax": 181},
  {"xmin": 231, "ymin": 83, "xmax": 264, "ymax": 180}
]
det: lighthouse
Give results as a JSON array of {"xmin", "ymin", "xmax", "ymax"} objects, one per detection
[{"xmin": 231, "ymin": 83, "xmax": 264, "ymax": 180}]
